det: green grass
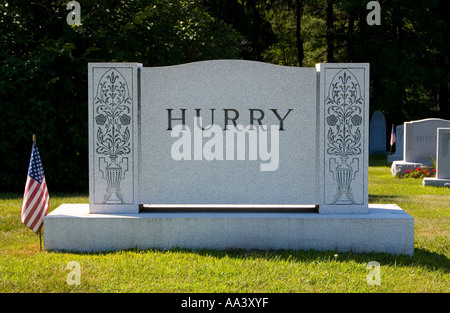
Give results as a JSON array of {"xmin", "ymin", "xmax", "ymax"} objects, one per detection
[
  {"xmin": 1, "ymin": 156, "xmax": 449, "ymax": 293},
  {"xmin": 369, "ymin": 154, "xmax": 449, "ymax": 257}
]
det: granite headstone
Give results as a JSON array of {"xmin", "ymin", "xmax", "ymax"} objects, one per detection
[
  {"xmin": 42, "ymin": 60, "xmax": 414, "ymax": 256},
  {"xmin": 423, "ymin": 128, "xmax": 450, "ymax": 187},
  {"xmin": 391, "ymin": 118, "xmax": 450, "ymax": 176},
  {"xmin": 139, "ymin": 61, "xmax": 317, "ymax": 206},
  {"xmin": 88, "ymin": 60, "xmax": 370, "ymax": 214},
  {"xmin": 369, "ymin": 110, "xmax": 386, "ymax": 154},
  {"xmin": 388, "ymin": 124, "xmax": 403, "ymax": 163}
]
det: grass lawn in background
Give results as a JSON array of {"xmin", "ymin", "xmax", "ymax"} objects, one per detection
[{"xmin": 0, "ymin": 155, "xmax": 448, "ymax": 293}]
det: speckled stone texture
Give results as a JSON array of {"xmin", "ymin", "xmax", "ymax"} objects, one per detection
[
  {"xmin": 316, "ymin": 63, "xmax": 370, "ymax": 214},
  {"xmin": 423, "ymin": 127, "xmax": 450, "ymax": 187},
  {"xmin": 45, "ymin": 61, "xmax": 414, "ymax": 255},
  {"xmin": 391, "ymin": 119, "xmax": 450, "ymax": 177},
  {"xmin": 44, "ymin": 204, "xmax": 414, "ymax": 255},
  {"xmin": 88, "ymin": 63, "xmax": 142, "ymax": 213},
  {"xmin": 139, "ymin": 60, "xmax": 318, "ymax": 206}
]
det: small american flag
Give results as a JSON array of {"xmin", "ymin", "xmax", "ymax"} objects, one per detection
[
  {"xmin": 21, "ymin": 142, "xmax": 49, "ymax": 234},
  {"xmin": 390, "ymin": 125, "xmax": 397, "ymax": 147}
]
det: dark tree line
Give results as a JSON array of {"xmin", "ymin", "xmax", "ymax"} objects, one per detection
[
  {"xmin": 1, "ymin": 0, "xmax": 449, "ymax": 192},
  {"xmin": 0, "ymin": 0, "xmax": 242, "ymax": 192}
]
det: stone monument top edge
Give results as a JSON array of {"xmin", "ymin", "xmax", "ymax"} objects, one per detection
[
  {"xmin": 88, "ymin": 60, "xmax": 370, "ymax": 72},
  {"xmin": 405, "ymin": 118, "xmax": 450, "ymax": 124},
  {"xmin": 316, "ymin": 62, "xmax": 369, "ymax": 71},
  {"xmin": 140, "ymin": 59, "xmax": 317, "ymax": 73},
  {"xmin": 88, "ymin": 62, "xmax": 143, "ymax": 69}
]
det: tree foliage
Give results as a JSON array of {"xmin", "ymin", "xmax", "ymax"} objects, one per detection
[
  {"xmin": 262, "ymin": 0, "xmax": 449, "ymax": 124},
  {"xmin": 0, "ymin": 0, "xmax": 242, "ymax": 192},
  {"xmin": 0, "ymin": 0, "xmax": 449, "ymax": 191}
]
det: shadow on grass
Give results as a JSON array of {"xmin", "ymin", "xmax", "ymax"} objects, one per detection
[
  {"xmin": 48, "ymin": 246, "xmax": 449, "ymax": 273},
  {"xmin": 0, "ymin": 192, "xmax": 88, "ymax": 201},
  {"xmin": 188, "ymin": 248, "xmax": 450, "ymax": 273},
  {"xmin": 369, "ymin": 154, "xmax": 390, "ymax": 167},
  {"xmin": 0, "ymin": 192, "xmax": 23, "ymax": 200},
  {"xmin": 368, "ymin": 194, "xmax": 407, "ymax": 204}
]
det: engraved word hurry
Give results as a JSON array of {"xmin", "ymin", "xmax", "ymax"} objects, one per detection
[{"xmin": 168, "ymin": 109, "xmax": 293, "ymax": 171}]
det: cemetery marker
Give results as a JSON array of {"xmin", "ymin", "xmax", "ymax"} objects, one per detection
[{"xmin": 44, "ymin": 60, "xmax": 414, "ymax": 255}]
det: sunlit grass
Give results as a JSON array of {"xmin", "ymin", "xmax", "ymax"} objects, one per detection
[{"xmin": 0, "ymin": 157, "xmax": 449, "ymax": 293}]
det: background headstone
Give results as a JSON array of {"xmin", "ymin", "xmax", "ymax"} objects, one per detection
[
  {"xmin": 404, "ymin": 119, "xmax": 450, "ymax": 164},
  {"xmin": 423, "ymin": 128, "xmax": 450, "ymax": 187},
  {"xmin": 388, "ymin": 124, "xmax": 403, "ymax": 163},
  {"xmin": 391, "ymin": 118, "xmax": 450, "ymax": 176},
  {"xmin": 369, "ymin": 110, "xmax": 386, "ymax": 154}
]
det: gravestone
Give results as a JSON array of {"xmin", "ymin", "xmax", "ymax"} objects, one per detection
[
  {"xmin": 423, "ymin": 128, "xmax": 450, "ymax": 187},
  {"xmin": 88, "ymin": 61, "xmax": 369, "ymax": 214},
  {"xmin": 391, "ymin": 118, "xmax": 450, "ymax": 176},
  {"xmin": 139, "ymin": 61, "xmax": 318, "ymax": 208},
  {"xmin": 388, "ymin": 124, "xmax": 403, "ymax": 163},
  {"xmin": 369, "ymin": 110, "xmax": 386, "ymax": 154},
  {"xmin": 44, "ymin": 60, "xmax": 414, "ymax": 255}
]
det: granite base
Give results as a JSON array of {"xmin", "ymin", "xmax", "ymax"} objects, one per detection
[
  {"xmin": 391, "ymin": 160, "xmax": 428, "ymax": 177},
  {"xmin": 423, "ymin": 177, "xmax": 450, "ymax": 187},
  {"xmin": 44, "ymin": 204, "xmax": 414, "ymax": 256}
]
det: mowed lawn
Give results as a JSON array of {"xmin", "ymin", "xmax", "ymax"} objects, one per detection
[{"xmin": 0, "ymin": 155, "xmax": 449, "ymax": 293}]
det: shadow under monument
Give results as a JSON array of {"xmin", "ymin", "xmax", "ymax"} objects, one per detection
[{"xmin": 47, "ymin": 246, "xmax": 449, "ymax": 274}]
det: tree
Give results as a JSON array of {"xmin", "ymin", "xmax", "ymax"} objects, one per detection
[
  {"xmin": 435, "ymin": 0, "xmax": 450, "ymax": 119},
  {"xmin": 262, "ymin": 0, "xmax": 300, "ymax": 66},
  {"xmin": 325, "ymin": 0, "xmax": 334, "ymax": 62},
  {"xmin": 263, "ymin": 0, "xmax": 323, "ymax": 67},
  {"xmin": 264, "ymin": 0, "xmax": 449, "ymax": 125},
  {"xmin": 0, "ymin": 0, "xmax": 243, "ymax": 192},
  {"xmin": 203, "ymin": 0, "xmax": 276, "ymax": 60},
  {"xmin": 295, "ymin": 0, "xmax": 305, "ymax": 66},
  {"xmin": 349, "ymin": 0, "xmax": 449, "ymax": 124}
]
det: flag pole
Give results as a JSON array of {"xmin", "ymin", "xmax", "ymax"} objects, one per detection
[
  {"xmin": 39, "ymin": 230, "xmax": 42, "ymax": 252},
  {"xmin": 32, "ymin": 134, "xmax": 43, "ymax": 252}
]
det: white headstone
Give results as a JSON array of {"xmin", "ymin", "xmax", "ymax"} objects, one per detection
[
  {"xmin": 140, "ymin": 61, "xmax": 317, "ymax": 206},
  {"xmin": 423, "ymin": 128, "xmax": 450, "ymax": 187},
  {"xmin": 437, "ymin": 128, "xmax": 450, "ymax": 178},
  {"xmin": 43, "ymin": 60, "xmax": 414, "ymax": 256},
  {"xmin": 404, "ymin": 119, "xmax": 450, "ymax": 164},
  {"xmin": 88, "ymin": 63, "xmax": 141, "ymax": 213},
  {"xmin": 88, "ymin": 61, "xmax": 370, "ymax": 214},
  {"xmin": 391, "ymin": 118, "xmax": 450, "ymax": 176},
  {"xmin": 388, "ymin": 124, "xmax": 403, "ymax": 163},
  {"xmin": 317, "ymin": 63, "xmax": 369, "ymax": 213}
]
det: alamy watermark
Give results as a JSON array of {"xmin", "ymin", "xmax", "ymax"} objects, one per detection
[
  {"xmin": 366, "ymin": 1, "xmax": 381, "ymax": 25},
  {"xmin": 66, "ymin": 261, "xmax": 81, "ymax": 286},
  {"xmin": 366, "ymin": 261, "xmax": 381, "ymax": 285},
  {"xmin": 66, "ymin": 1, "xmax": 82, "ymax": 26},
  {"xmin": 170, "ymin": 117, "xmax": 280, "ymax": 172},
  {"xmin": 66, "ymin": 1, "xmax": 379, "ymax": 27}
]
